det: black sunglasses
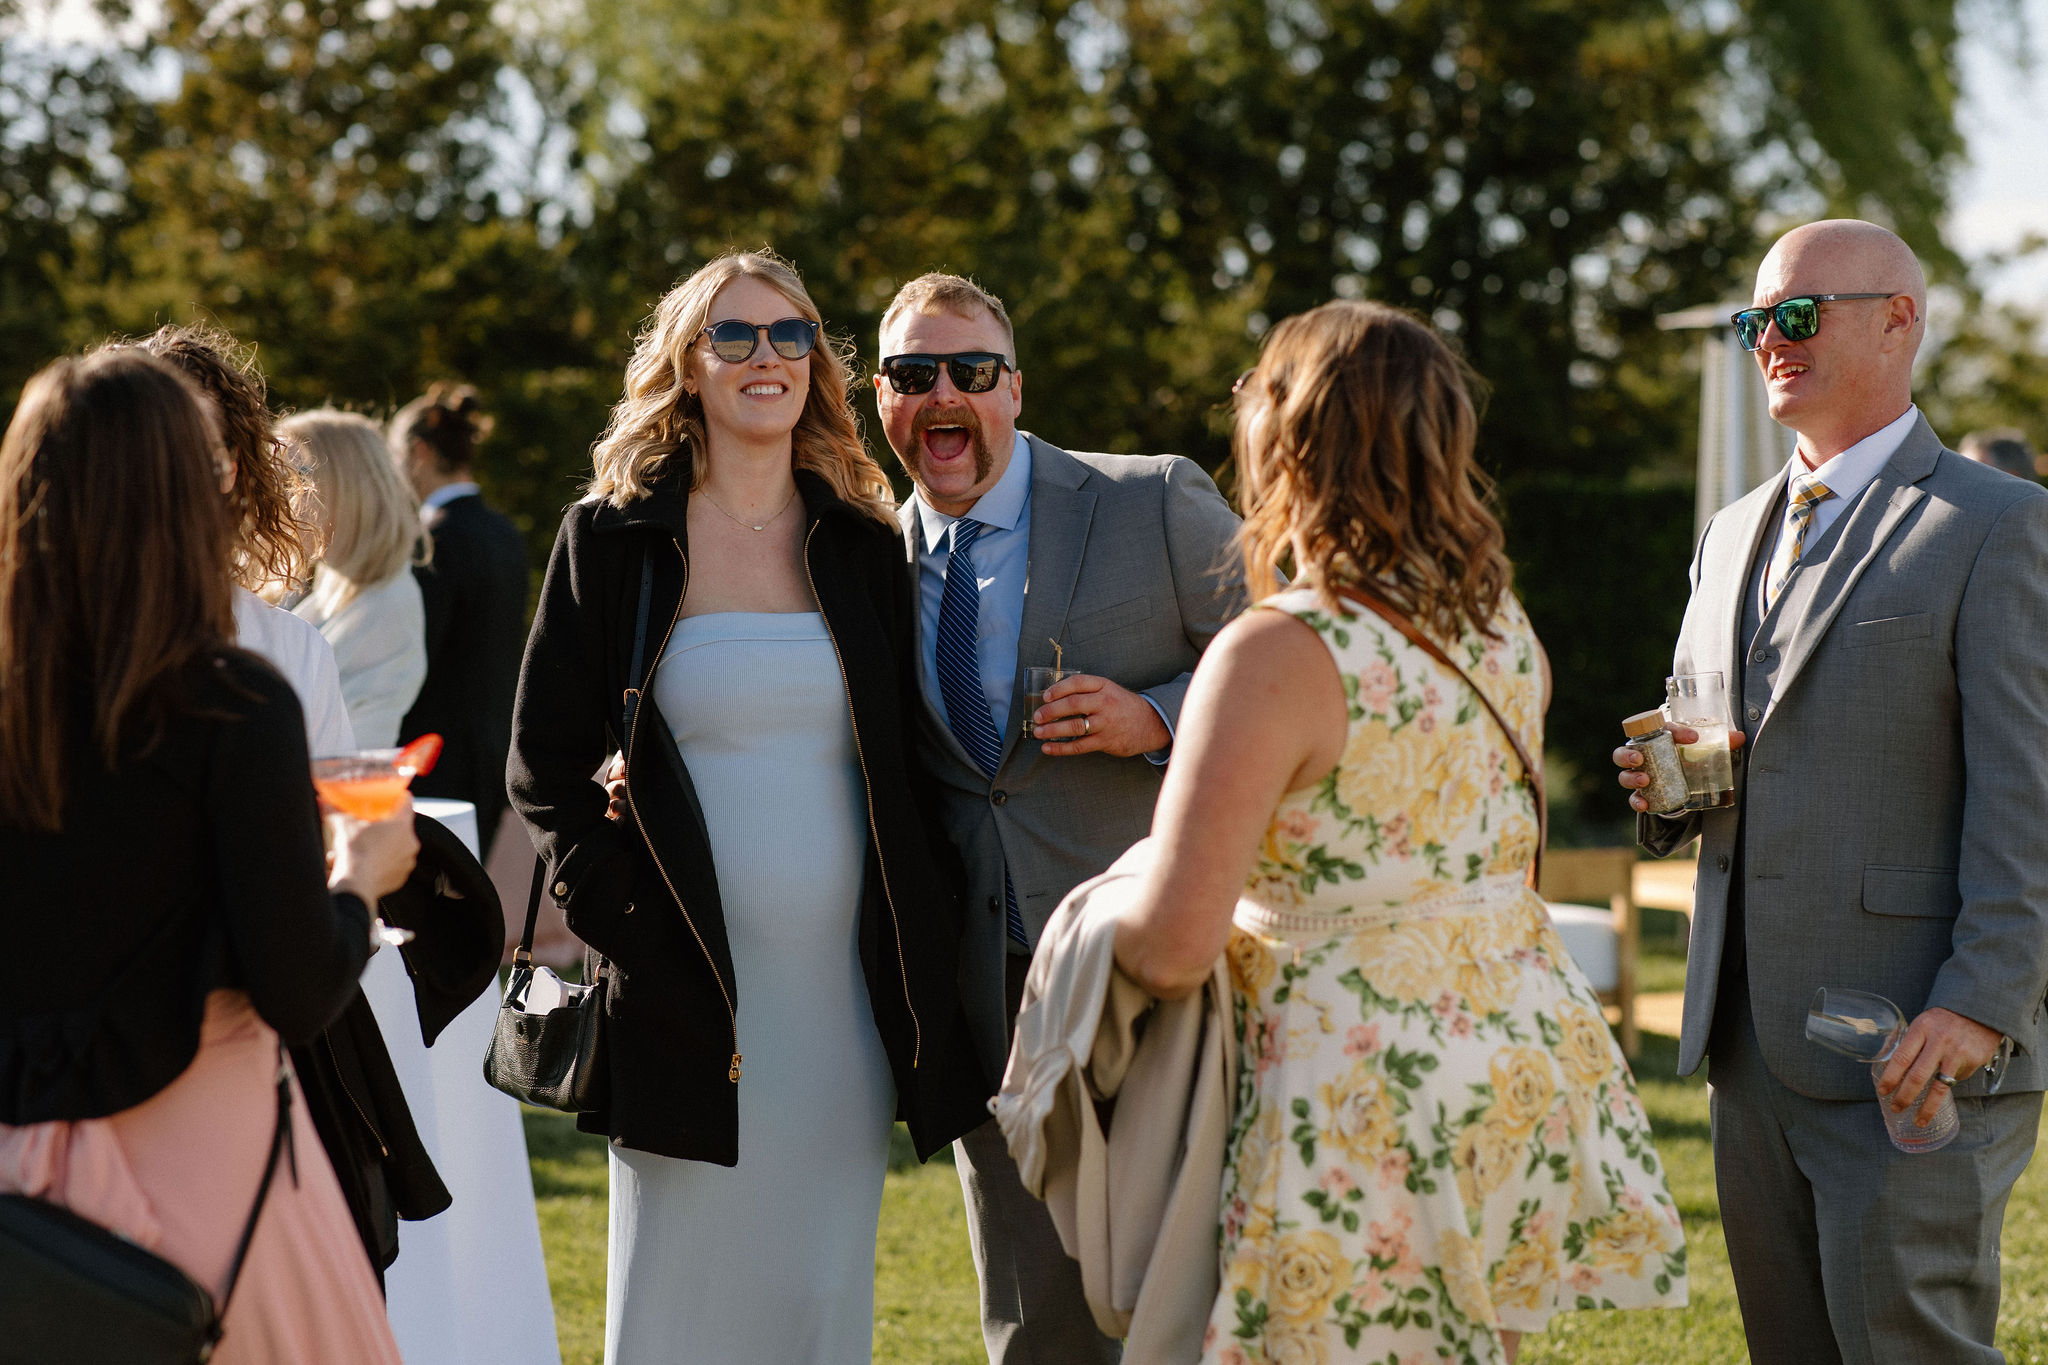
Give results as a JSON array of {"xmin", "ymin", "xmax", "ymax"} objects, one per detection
[
  {"xmin": 699, "ymin": 317, "xmax": 819, "ymax": 364},
  {"xmin": 1730, "ymin": 294, "xmax": 1897, "ymax": 352},
  {"xmin": 880, "ymin": 352, "xmax": 1013, "ymax": 395}
]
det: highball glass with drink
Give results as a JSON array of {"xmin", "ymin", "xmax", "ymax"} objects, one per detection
[
  {"xmin": 1024, "ymin": 666, "xmax": 1071, "ymax": 739},
  {"xmin": 1665, "ymin": 672, "xmax": 1736, "ymax": 810}
]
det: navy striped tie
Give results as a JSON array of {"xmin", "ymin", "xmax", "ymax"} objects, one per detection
[{"xmin": 936, "ymin": 519, "xmax": 1030, "ymax": 948}]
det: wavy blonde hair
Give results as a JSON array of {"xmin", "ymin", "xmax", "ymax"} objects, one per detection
[
  {"xmin": 1235, "ymin": 300, "xmax": 1513, "ymax": 641},
  {"xmin": 280, "ymin": 410, "xmax": 427, "ymax": 618},
  {"xmin": 587, "ymin": 251, "xmax": 894, "ymax": 523}
]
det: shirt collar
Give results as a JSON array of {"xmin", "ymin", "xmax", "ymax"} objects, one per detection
[
  {"xmin": 915, "ymin": 433, "xmax": 1032, "ymax": 554},
  {"xmin": 1789, "ymin": 406, "xmax": 1918, "ymax": 507},
  {"xmin": 421, "ymin": 481, "xmax": 480, "ymax": 514}
]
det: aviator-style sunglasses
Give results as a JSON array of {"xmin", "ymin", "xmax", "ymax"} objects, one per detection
[
  {"xmin": 1730, "ymin": 294, "xmax": 1898, "ymax": 352},
  {"xmin": 879, "ymin": 352, "xmax": 1013, "ymax": 395},
  {"xmin": 698, "ymin": 317, "xmax": 820, "ymax": 364}
]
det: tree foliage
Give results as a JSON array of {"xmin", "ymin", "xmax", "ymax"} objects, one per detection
[{"xmin": 0, "ymin": 0, "xmax": 2006, "ymax": 824}]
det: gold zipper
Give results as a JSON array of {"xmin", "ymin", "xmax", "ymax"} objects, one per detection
[
  {"xmin": 804, "ymin": 520, "xmax": 922, "ymax": 1067},
  {"xmin": 320, "ymin": 1034, "xmax": 388, "ymax": 1158},
  {"xmin": 622, "ymin": 535, "xmax": 743, "ymax": 1084}
]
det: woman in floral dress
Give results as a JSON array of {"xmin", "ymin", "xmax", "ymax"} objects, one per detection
[{"xmin": 1113, "ymin": 300, "xmax": 1686, "ymax": 1363}]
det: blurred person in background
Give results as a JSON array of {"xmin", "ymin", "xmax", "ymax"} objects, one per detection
[
  {"xmin": 140, "ymin": 323, "xmax": 356, "ymax": 756},
  {"xmin": 392, "ymin": 384, "xmax": 527, "ymax": 857},
  {"xmin": 0, "ymin": 347, "xmax": 419, "ymax": 1363},
  {"xmin": 281, "ymin": 410, "xmax": 429, "ymax": 748},
  {"xmin": 1959, "ymin": 426, "xmax": 2039, "ymax": 482}
]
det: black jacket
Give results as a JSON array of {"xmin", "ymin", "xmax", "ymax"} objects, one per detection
[
  {"xmin": 1, "ymin": 654, "xmax": 369, "ymax": 1124},
  {"xmin": 507, "ymin": 467, "xmax": 987, "ymax": 1163},
  {"xmin": 401, "ymin": 491, "xmax": 529, "ymax": 857}
]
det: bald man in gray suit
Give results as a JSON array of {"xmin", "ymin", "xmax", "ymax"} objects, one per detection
[
  {"xmin": 872, "ymin": 273, "xmax": 1244, "ymax": 1363},
  {"xmin": 1618, "ymin": 220, "xmax": 2048, "ymax": 1363}
]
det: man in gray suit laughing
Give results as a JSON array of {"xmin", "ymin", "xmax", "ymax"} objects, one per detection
[
  {"xmin": 1618, "ymin": 220, "xmax": 2048, "ymax": 1363},
  {"xmin": 873, "ymin": 273, "xmax": 1243, "ymax": 1363}
]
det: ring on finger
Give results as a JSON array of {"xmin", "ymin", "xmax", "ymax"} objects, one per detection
[
  {"xmin": 1935, "ymin": 1071, "xmax": 1958, "ymax": 1088},
  {"xmin": 1082, "ymin": 716, "xmax": 1091, "ymax": 736}
]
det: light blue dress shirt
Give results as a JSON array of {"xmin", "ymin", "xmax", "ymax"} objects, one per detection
[
  {"xmin": 917, "ymin": 434, "xmax": 1034, "ymax": 741},
  {"xmin": 915, "ymin": 433, "xmax": 1172, "ymax": 759}
]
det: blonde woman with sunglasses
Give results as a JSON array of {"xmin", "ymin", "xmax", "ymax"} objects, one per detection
[{"xmin": 509, "ymin": 251, "xmax": 987, "ymax": 1363}]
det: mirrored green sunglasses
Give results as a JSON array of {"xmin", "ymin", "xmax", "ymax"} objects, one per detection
[{"xmin": 1730, "ymin": 294, "xmax": 1897, "ymax": 351}]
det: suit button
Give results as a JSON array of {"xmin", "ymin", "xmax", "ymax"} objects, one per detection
[
  {"xmin": 1716, "ymin": 855, "xmax": 1730, "ymax": 873},
  {"xmin": 991, "ymin": 790, "xmax": 1008, "ymax": 806},
  {"xmin": 1752, "ymin": 648, "xmax": 1772, "ymax": 664},
  {"xmin": 987, "ymin": 896, "xmax": 1000, "ymax": 914},
  {"xmin": 1745, "ymin": 705, "xmax": 1762, "ymax": 722},
  {"xmin": 553, "ymin": 880, "xmax": 569, "ymax": 897}
]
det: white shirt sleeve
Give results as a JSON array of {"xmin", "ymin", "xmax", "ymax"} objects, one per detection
[
  {"xmin": 296, "ymin": 572, "xmax": 427, "ymax": 750},
  {"xmin": 234, "ymin": 588, "xmax": 359, "ymax": 757}
]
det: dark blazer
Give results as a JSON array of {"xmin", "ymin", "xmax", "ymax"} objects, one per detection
[
  {"xmin": 401, "ymin": 491, "xmax": 529, "ymax": 856},
  {"xmin": 0, "ymin": 653, "xmax": 370, "ymax": 1124},
  {"xmin": 507, "ymin": 466, "xmax": 988, "ymax": 1164}
]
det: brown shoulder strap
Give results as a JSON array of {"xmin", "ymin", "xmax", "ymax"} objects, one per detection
[{"xmin": 1333, "ymin": 587, "xmax": 1547, "ymax": 889}]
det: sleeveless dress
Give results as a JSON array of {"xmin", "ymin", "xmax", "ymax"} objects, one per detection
[
  {"xmin": 606, "ymin": 612, "xmax": 897, "ymax": 1365},
  {"xmin": 1199, "ymin": 588, "xmax": 1686, "ymax": 1365}
]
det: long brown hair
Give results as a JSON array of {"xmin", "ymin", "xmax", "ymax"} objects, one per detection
[
  {"xmin": 1234, "ymin": 300, "xmax": 1513, "ymax": 641},
  {"xmin": 587, "ymin": 251, "xmax": 895, "ymax": 524},
  {"xmin": 139, "ymin": 323, "xmax": 318, "ymax": 593},
  {"xmin": 0, "ymin": 349, "xmax": 240, "ymax": 830}
]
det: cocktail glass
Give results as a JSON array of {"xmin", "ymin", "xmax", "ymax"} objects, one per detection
[
  {"xmin": 311, "ymin": 735, "xmax": 441, "ymax": 948},
  {"xmin": 1806, "ymin": 987, "xmax": 1958, "ymax": 1153}
]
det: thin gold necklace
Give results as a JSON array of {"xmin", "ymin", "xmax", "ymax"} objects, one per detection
[{"xmin": 699, "ymin": 485, "xmax": 798, "ymax": 533}]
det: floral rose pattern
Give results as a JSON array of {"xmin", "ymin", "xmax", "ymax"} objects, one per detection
[{"xmin": 1200, "ymin": 589, "xmax": 1686, "ymax": 1365}]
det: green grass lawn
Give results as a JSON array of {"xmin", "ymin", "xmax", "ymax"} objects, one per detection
[{"xmin": 525, "ymin": 976, "xmax": 2048, "ymax": 1364}]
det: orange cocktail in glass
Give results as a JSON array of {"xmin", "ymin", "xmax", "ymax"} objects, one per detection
[{"xmin": 311, "ymin": 734, "xmax": 442, "ymax": 819}]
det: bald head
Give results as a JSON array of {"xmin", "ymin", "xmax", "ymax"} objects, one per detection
[{"xmin": 1750, "ymin": 219, "xmax": 1925, "ymax": 463}]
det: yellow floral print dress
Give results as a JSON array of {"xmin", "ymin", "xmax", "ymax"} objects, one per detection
[{"xmin": 1201, "ymin": 588, "xmax": 1685, "ymax": 1365}]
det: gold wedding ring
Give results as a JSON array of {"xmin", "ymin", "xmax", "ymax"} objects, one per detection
[
  {"xmin": 1935, "ymin": 1071, "xmax": 1958, "ymax": 1088},
  {"xmin": 1082, "ymin": 716, "xmax": 1091, "ymax": 736}
]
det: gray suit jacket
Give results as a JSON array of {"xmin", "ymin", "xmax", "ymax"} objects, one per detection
[
  {"xmin": 903, "ymin": 435, "xmax": 1245, "ymax": 1081},
  {"xmin": 1641, "ymin": 413, "xmax": 2048, "ymax": 1099}
]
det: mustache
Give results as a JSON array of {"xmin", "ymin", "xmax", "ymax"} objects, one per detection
[{"xmin": 910, "ymin": 404, "xmax": 983, "ymax": 441}]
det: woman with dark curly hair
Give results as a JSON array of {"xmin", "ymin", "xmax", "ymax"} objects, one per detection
[{"xmin": 139, "ymin": 324, "xmax": 356, "ymax": 756}]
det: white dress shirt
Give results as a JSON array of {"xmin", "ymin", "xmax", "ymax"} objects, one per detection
[
  {"xmin": 232, "ymin": 587, "xmax": 358, "ymax": 757},
  {"xmin": 1758, "ymin": 405, "xmax": 1920, "ymax": 613}
]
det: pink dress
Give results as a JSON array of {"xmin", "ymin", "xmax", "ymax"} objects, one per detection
[{"xmin": 0, "ymin": 990, "xmax": 401, "ymax": 1365}]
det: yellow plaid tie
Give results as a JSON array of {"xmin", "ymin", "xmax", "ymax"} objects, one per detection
[{"xmin": 1764, "ymin": 472, "xmax": 1833, "ymax": 613}]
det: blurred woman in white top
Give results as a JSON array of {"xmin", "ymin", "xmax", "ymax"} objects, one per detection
[{"xmin": 282, "ymin": 410, "xmax": 430, "ymax": 749}]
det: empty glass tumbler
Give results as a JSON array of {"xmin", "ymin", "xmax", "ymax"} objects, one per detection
[{"xmin": 1806, "ymin": 987, "xmax": 1958, "ymax": 1154}]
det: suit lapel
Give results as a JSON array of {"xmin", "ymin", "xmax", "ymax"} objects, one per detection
[
  {"xmin": 899, "ymin": 495, "xmax": 982, "ymax": 774},
  {"xmin": 1763, "ymin": 417, "xmax": 1942, "ymax": 731},
  {"xmin": 1000, "ymin": 437, "xmax": 1096, "ymax": 769},
  {"xmin": 1712, "ymin": 481, "xmax": 1783, "ymax": 687}
]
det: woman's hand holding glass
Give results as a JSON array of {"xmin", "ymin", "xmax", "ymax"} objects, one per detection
[{"xmin": 327, "ymin": 793, "xmax": 420, "ymax": 908}]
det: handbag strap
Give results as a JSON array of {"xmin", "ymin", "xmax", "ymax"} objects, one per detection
[
  {"xmin": 213, "ymin": 1049, "xmax": 294, "ymax": 1328},
  {"xmin": 517, "ymin": 545, "xmax": 654, "ymax": 969},
  {"xmin": 1334, "ymin": 586, "xmax": 1547, "ymax": 889}
]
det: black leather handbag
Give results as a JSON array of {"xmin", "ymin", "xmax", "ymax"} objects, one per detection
[
  {"xmin": 483, "ymin": 545, "xmax": 654, "ymax": 1114},
  {"xmin": 482, "ymin": 858, "xmax": 611, "ymax": 1113},
  {"xmin": 0, "ymin": 1054, "xmax": 293, "ymax": 1365}
]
